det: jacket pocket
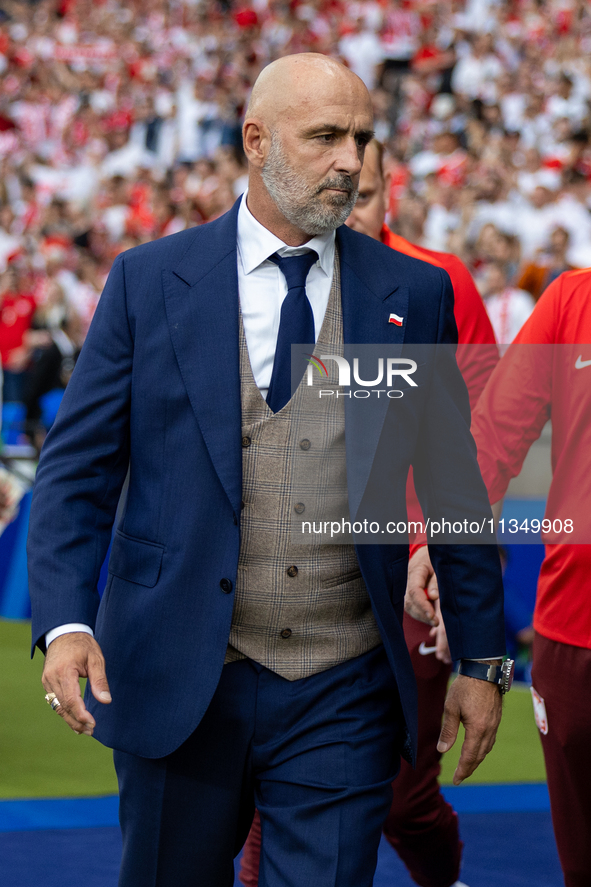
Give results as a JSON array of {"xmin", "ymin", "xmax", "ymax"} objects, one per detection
[
  {"xmin": 322, "ymin": 568, "xmax": 363, "ymax": 589},
  {"xmin": 108, "ymin": 530, "xmax": 164, "ymax": 588}
]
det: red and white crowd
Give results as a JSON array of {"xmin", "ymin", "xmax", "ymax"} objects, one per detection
[
  {"xmin": 2, "ymin": 5, "xmax": 591, "ymax": 884},
  {"xmin": 1, "ymin": 0, "xmax": 591, "ymax": 415}
]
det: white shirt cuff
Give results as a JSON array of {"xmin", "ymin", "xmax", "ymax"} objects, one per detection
[
  {"xmin": 46, "ymin": 624, "xmax": 94, "ymax": 647},
  {"xmin": 465, "ymin": 656, "xmax": 504, "ymax": 661}
]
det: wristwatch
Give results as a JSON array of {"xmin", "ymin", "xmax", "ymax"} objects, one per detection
[{"xmin": 458, "ymin": 659, "xmax": 515, "ymax": 694}]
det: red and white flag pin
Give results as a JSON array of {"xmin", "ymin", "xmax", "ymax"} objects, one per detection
[{"xmin": 389, "ymin": 313, "xmax": 403, "ymax": 327}]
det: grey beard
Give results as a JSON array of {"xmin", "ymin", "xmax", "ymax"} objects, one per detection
[{"xmin": 261, "ymin": 132, "xmax": 358, "ymax": 235}]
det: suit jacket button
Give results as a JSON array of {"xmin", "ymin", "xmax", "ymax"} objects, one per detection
[
  {"xmin": 220, "ymin": 578, "xmax": 233, "ymax": 593},
  {"xmin": 280, "ymin": 628, "xmax": 292, "ymax": 639},
  {"xmin": 299, "ymin": 439, "xmax": 311, "ymax": 451},
  {"xmin": 294, "ymin": 503, "xmax": 305, "ymax": 514},
  {"xmin": 286, "ymin": 565, "xmax": 298, "ymax": 578},
  {"xmin": 242, "ymin": 436, "xmax": 252, "ymax": 448}
]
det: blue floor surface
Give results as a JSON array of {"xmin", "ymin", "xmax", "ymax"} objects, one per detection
[
  {"xmin": 0, "ymin": 811, "xmax": 563, "ymax": 887},
  {"xmin": 0, "ymin": 784, "xmax": 551, "ymax": 832}
]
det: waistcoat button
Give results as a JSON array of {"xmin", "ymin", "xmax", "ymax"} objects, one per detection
[
  {"xmin": 286, "ymin": 565, "xmax": 298, "ymax": 578},
  {"xmin": 299, "ymin": 439, "xmax": 311, "ymax": 451},
  {"xmin": 242, "ymin": 436, "xmax": 252, "ymax": 448},
  {"xmin": 294, "ymin": 503, "xmax": 305, "ymax": 514},
  {"xmin": 280, "ymin": 628, "xmax": 292, "ymax": 639}
]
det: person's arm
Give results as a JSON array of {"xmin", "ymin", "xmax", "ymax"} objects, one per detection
[
  {"xmin": 405, "ymin": 307, "xmax": 550, "ymax": 625},
  {"xmin": 411, "ymin": 270, "xmax": 505, "ymax": 658},
  {"xmin": 27, "ymin": 253, "xmax": 133, "ymax": 734},
  {"xmin": 433, "ymin": 285, "xmax": 555, "ymax": 779},
  {"xmin": 410, "ymin": 280, "xmax": 557, "ymax": 776},
  {"xmin": 404, "ymin": 252, "xmax": 499, "ymax": 625},
  {"xmin": 472, "ymin": 279, "xmax": 556, "ymax": 505},
  {"xmin": 411, "ymin": 268, "xmax": 506, "ymax": 784}
]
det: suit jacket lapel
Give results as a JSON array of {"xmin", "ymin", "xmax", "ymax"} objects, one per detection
[
  {"xmin": 163, "ymin": 201, "xmax": 242, "ymax": 514},
  {"xmin": 337, "ymin": 225, "xmax": 410, "ymax": 520},
  {"xmin": 162, "ymin": 213, "xmax": 412, "ymax": 518}
]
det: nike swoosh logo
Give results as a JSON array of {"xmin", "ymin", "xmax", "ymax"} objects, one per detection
[
  {"xmin": 418, "ymin": 642, "xmax": 437, "ymax": 656},
  {"xmin": 575, "ymin": 355, "xmax": 591, "ymax": 369}
]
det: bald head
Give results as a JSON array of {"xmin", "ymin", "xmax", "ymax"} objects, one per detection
[
  {"xmin": 242, "ymin": 52, "xmax": 374, "ymax": 244},
  {"xmin": 246, "ymin": 54, "xmax": 369, "ymax": 127}
]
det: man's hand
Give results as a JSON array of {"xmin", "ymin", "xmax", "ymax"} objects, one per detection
[
  {"xmin": 42, "ymin": 633, "xmax": 111, "ymax": 736},
  {"xmin": 405, "ymin": 548, "xmax": 453, "ymax": 661},
  {"xmin": 404, "ymin": 545, "xmax": 439, "ymax": 626},
  {"xmin": 429, "ymin": 599, "xmax": 452, "ymax": 664},
  {"xmin": 438, "ymin": 671, "xmax": 502, "ymax": 785}
]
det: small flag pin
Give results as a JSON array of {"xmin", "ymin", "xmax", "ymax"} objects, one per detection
[{"xmin": 389, "ymin": 313, "xmax": 403, "ymax": 326}]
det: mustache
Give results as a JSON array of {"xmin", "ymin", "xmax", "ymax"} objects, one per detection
[{"xmin": 316, "ymin": 175, "xmax": 355, "ymax": 194}]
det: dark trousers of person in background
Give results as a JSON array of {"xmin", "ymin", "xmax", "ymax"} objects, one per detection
[
  {"xmin": 531, "ymin": 632, "xmax": 591, "ymax": 887},
  {"xmin": 1, "ymin": 368, "xmax": 25, "ymax": 404},
  {"xmin": 239, "ymin": 613, "xmax": 461, "ymax": 887},
  {"xmin": 23, "ymin": 343, "xmax": 66, "ymax": 438}
]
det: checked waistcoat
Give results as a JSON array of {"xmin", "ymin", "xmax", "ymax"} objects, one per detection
[{"xmin": 225, "ymin": 250, "xmax": 382, "ymax": 680}]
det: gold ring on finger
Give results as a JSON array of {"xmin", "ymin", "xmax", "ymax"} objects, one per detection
[{"xmin": 45, "ymin": 692, "xmax": 61, "ymax": 711}]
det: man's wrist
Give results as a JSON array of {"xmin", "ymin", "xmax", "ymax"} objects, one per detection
[
  {"xmin": 46, "ymin": 624, "xmax": 94, "ymax": 647},
  {"xmin": 409, "ymin": 541, "xmax": 428, "ymax": 559}
]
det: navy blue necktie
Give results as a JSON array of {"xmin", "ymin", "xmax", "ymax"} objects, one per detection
[{"xmin": 267, "ymin": 250, "xmax": 318, "ymax": 413}]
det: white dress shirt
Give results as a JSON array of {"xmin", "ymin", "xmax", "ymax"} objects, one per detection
[
  {"xmin": 237, "ymin": 192, "xmax": 335, "ymax": 398},
  {"xmin": 46, "ymin": 194, "xmax": 335, "ymax": 648}
]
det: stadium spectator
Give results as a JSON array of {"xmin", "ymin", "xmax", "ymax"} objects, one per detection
[
  {"xmin": 517, "ymin": 225, "xmax": 575, "ymax": 300},
  {"xmin": 479, "ymin": 260, "xmax": 535, "ymax": 351},
  {"xmin": 0, "ymin": 265, "xmax": 36, "ymax": 402}
]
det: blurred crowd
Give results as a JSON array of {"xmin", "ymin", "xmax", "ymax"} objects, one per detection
[{"xmin": 1, "ymin": 0, "xmax": 591, "ymax": 443}]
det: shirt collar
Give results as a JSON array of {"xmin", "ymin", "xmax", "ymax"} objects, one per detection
[{"xmin": 237, "ymin": 192, "xmax": 335, "ymax": 278}]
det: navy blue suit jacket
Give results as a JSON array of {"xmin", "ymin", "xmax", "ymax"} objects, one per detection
[{"xmin": 28, "ymin": 199, "xmax": 505, "ymax": 760}]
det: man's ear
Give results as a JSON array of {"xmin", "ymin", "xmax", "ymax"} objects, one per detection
[
  {"xmin": 383, "ymin": 168, "xmax": 392, "ymax": 199},
  {"xmin": 243, "ymin": 118, "xmax": 270, "ymax": 169}
]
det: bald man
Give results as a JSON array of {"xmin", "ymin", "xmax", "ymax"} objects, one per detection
[
  {"xmin": 28, "ymin": 55, "xmax": 506, "ymax": 887},
  {"xmin": 238, "ymin": 140, "xmax": 499, "ymax": 887}
]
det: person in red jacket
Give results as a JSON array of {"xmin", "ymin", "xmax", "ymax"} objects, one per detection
[
  {"xmin": 238, "ymin": 139, "xmax": 498, "ymax": 887},
  {"xmin": 469, "ymin": 269, "xmax": 591, "ymax": 887},
  {"xmin": 0, "ymin": 265, "xmax": 36, "ymax": 403}
]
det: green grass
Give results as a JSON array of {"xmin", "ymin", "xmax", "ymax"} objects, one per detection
[
  {"xmin": 0, "ymin": 619, "xmax": 545, "ymax": 799},
  {"xmin": 0, "ymin": 620, "xmax": 118, "ymax": 799},
  {"xmin": 438, "ymin": 680, "xmax": 546, "ymax": 785}
]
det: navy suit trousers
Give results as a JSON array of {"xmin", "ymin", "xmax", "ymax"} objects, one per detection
[{"xmin": 114, "ymin": 645, "xmax": 402, "ymax": 887}]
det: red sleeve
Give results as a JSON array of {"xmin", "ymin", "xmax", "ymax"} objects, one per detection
[{"xmin": 471, "ymin": 276, "xmax": 559, "ymax": 504}]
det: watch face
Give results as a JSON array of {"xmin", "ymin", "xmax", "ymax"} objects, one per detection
[{"xmin": 501, "ymin": 659, "xmax": 515, "ymax": 693}]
